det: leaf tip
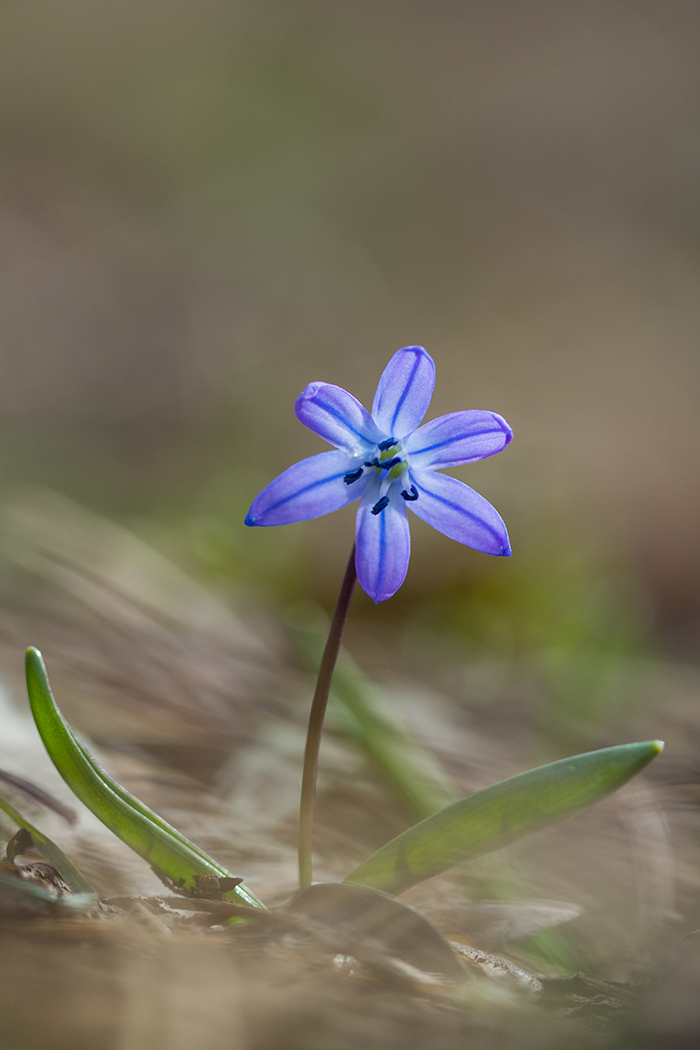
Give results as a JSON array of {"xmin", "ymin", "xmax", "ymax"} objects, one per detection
[
  {"xmin": 630, "ymin": 739, "xmax": 664, "ymax": 771},
  {"xmin": 25, "ymin": 648, "xmax": 52, "ymax": 705},
  {"xmin": 25, "ymin": 646, "xmax": 47, "ymax": 680}
]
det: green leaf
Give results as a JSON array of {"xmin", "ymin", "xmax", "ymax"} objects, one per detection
[
  {"xmin": 25, "ymin": 647, "xmax": 265, "ymax": 909},
  {"xmin": 0, "ymin": 792, "xmax": 95, "ymax": 895},
  {"xmin": 344, "ymin": 741, "xmax": 664, "ymax": 895}
]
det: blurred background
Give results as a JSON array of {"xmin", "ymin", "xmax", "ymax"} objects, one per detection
[
  {"xmin": 1, "ymin": 0, "xmax": 699, "ymax": 618},
  {"xmin": 0, "ymin": 0, "xmax": 700, "ymax": 1026},
  {"xmin": 1, "ymin": 0, "xmax": 700, "ymax": 742}
]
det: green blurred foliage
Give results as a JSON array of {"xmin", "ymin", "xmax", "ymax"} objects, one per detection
[
  {"xmin": 183, "ymin": 467, "xmax": 307, "ymax": 600},
  {"xmin": 405, "ymin": 514, "xmax": 654, "ymax": 748}
]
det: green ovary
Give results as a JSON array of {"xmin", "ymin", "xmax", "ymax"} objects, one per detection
[
  {"xmin": 389, "ymin": 459, "xmax": 408, "ymax": 479},
  {"xmin": 375, "ymin": 442, "xmax": 408, "ymax": 479}
]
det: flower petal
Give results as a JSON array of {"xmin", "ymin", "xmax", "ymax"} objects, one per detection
[
  {"xmin": 405, "ymin": 411, "xmax": 512, "ymax": 470},
  {"xmin": 295, "ymin": 382, "xmax": 383, "ymax": 452},
  {"xmin": 371, "ymin": 346, "xmax": 436, "ymax": 440},
  {"xmin": 408, "ymin": 469, "xmax": 511, "ymax": 556},
  {"xmin": 245, "ymin": 450, "xmax": 367, "ymax": 526},
  {"xmin": 355, "ymin": 480, "xmax": 411, "ymax": 602}
]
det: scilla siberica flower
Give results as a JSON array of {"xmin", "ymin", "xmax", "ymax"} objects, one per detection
[{"xmin": 246, "ymin": 346, "xmax": 512, "ymax": 602}]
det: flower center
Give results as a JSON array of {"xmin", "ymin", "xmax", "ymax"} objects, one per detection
[
  {"xmin": 372, "ymin": 439, "xmax": 408, "ymax": 479},
  {"xmin": 342, "ymin": 437, "xmax": 417, "ymax": 515}
]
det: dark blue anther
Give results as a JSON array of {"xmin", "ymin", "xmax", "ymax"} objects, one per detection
[
  {"xmin": 378, "ymin": 456, "xmax": 402, "ymax": 471},
  {"xmin": 364, "ymin": 458, "xmax": 380, "ymax": 468},
  {"xmin": 378, "ymin": 437, "xmax": 397, "ymax": 451},
  {"xmin": 371, "ymin": 495, "xmax": 390, "ymax": 515},
  {"xmin": 343, "ymin": 467, "xmax": 364, "ymax": 485},
  {"xmin": 401, "ymin": 485, "xmax": 418, "ymax": 502}
]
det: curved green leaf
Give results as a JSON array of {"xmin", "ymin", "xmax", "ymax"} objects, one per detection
[
  {"xmin": 0, "ymin": 792, "xmax": 95, "ymax": 895},
  {"xmin": 344, "ymin": 741, "xmax": 664, "ymax": 895},
  {"xmin": 25, "ymin": 647, "xmax": 264, "ymax": 909}
]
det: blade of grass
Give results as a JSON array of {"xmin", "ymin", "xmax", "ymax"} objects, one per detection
[
  {"xmin": 345, "ymin": 741, "xmax": 663, "ymax": 895},
  {"xmin": 25, "ymin": 647, "xmax": 264, "ymax": 908},
  {"xmin": 289, "ymin": 606, "xmax": 456, "ymax": 821},
  {"xmin": 0, "ymin": 767, "xmax": 77, "ymax": 824}
]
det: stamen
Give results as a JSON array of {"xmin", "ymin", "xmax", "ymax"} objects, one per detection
[
  {"xmin": 378, "ymin": 438, "xmax": 397, "ymax": 451},
  {"xmin": 378, "ymin": 456, "xmax": 401, "ymax": 471},
  {"xmin": 343, "ymin": 467, "xmax": 363, "ymax": 485},
  {"xmin": 371, "ymin": 495, "xmax": 390, "ymax": 515},
  {"xmin": 401, "ymin": 485, "xmax": 418, "ymax": 502}
]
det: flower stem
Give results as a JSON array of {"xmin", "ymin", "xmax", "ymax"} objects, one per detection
[{"xmin": 298, "ymin": 544, "xmax": 357, "ymax": 891}]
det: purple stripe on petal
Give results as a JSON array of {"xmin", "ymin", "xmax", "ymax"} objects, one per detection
[
  {"xmin": 295, "ymin": 382, "xmax": 383, "ymax": 452},
  {"xmin": 405, "ymin": 411, "xmax": 513, "ymax": 470},
  {"xmin": 245, "ymin": 450, "xmax": 366, "ymax": 526},
  {"xmin": 371, "ymin": 347, "xmax": 436, "ymax": 440},
  {"xmin": 408, "ymin": 469, "xmax": 511, "ymax": 556},
  {"xmin": 355, "ymin": 480, "xmax": 411, "ymax": 602}
]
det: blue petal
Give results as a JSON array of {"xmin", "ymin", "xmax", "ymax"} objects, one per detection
[
  {"xmin": 371, "ymin": 346, "xmax": 436, "ymax": 440},
  {"xmin": 355, "ymin": 479, "xmax": 411, "ymax": 603},
  {"xmin": 405, "ymin": 411, "xmax": 512, "ymax": 470},
  {"xmin": 408, "ymin": 469, "xmax": 511, "ymax": 556},
  {"xmin": 296, "ymin": 382, "xmax": 383, "ymax": 452},
  {"xmin": 245, "ymin": 450, "xmax": 367, "ymax": 526}
]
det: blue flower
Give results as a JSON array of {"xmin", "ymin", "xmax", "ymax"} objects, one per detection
[{"xmin": 246, "ymin": 346, "xmax": 512, "ymax": 602}]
